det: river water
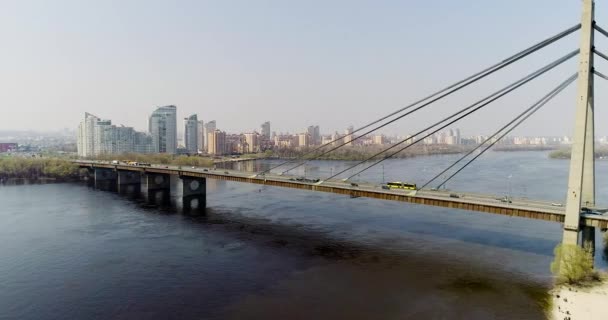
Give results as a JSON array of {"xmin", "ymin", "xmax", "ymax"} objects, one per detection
[{"xmin": 1, "ymin": 151, "xmax": 606, "ymax": 319}]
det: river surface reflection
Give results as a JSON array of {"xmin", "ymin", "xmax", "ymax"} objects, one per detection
[{"xmin": 0, "ymin": 151, "xmax": 606, "ymax": 319}]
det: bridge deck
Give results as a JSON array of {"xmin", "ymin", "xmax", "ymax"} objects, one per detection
[{"xmin": 77, "ymin": 161, "xmax": 608, "ymax": 229}]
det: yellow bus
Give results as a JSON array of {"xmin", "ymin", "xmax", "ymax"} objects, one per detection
[{"xmin": 386, "ymin": 181, "xmax": 417, "ymax": 190}]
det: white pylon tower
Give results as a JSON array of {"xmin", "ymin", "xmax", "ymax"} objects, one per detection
[{"xmin": 563, "ymin": 0, "xmax": 595, "ymax": 247}]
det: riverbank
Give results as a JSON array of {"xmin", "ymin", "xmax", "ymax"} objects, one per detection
[
  {"xmin": 0, "ymin": 157, "xmax": 81, "ymax": 182},
  {"xmin": 549, "ymin": 147, "xmax": 608, "ymax": 159},
  {"xmin": 267, "ymin": 144, "xmax": 474, "ymax": 161},
  {"xmin": 550, "ymin": 279, "xmax": 608, "ymax": 319}
]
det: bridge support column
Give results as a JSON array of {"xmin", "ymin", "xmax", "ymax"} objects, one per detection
[
  {"xmin": 181, "ymin": 177, "xmax": 206, "ymax": 213},
  {"xmin": 117, "ymin": 170, "xmax": 141, "ymax": 195},
  {"xmin": 84, "ymin": 167, "xmax": 95, "ymax": 187},
  {"xmin": 563, "ymin": 0, "xmax": 595, "ymax": 247},
  {"xmin": 582, "ymin": 226, "xmax": 596, "ymax": 256},
  {"xmin": 145, "ymin": 173, "xmax": 171, "ymax": 206},
  {"xmin": 94, "ymin": 168, "xmax": 117, "ymax": 191}
]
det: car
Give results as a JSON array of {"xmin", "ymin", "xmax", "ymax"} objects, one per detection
[
  {"xmin": 449, "ymin": 193, "xmax": 460, "ymax": 198},
  {"xmin": 111, "ymin": 160, "xmax": 119, "ymax": 164},
  {"xmin": 351, "ymin": 183, "xmax": 359, "ymax": 187},
  {"xmin": 551, "ymin": 203, "xmax": 564, "ymax": 207},
  {"xmin": 203, "ymin": 169, "xmax": 208, "ymax": 172},
  {"xmin": 224, "ymin": 171, "xmax": 230, "ymax": 174},
  {"xmin": 499, "ymin": 197, "xmax": 512, "ymax": 203},
  {"xmin": 191, "ymin": 166, "xmax": 196, "ymax": 169},
  {"xmin": 381, "ymin": 185, "xmax": 390, "ymax": 190}
]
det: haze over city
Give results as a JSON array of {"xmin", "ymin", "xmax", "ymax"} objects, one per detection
[{"xmin": 3, "ymin": 0, "xmax": 608, "ymax": 136}]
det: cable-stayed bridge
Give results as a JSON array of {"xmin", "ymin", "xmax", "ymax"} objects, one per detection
[{"xmin": 78, "ymin": 0, "xmax": 607, "ymax": 259}]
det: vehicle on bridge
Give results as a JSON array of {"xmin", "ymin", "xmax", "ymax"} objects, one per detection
[
  {"xmin": 385, "ymin": 182, "xmax": 417, "ymax": 190},
  {"xmin": 498, "ymin": 196, "xmax": 512, "ymax": 203},
  {"xmin": 290, "ymin": 177, "xmax": 320, "ymax": 183}
]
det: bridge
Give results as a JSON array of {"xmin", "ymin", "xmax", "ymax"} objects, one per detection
[
  {"xmin": 77, "ymin": 160, "xmax": 608, "ymax": 230},
  {"xmin": 78, "ymin": 1, "xmax": 606, "ymax": 260}
]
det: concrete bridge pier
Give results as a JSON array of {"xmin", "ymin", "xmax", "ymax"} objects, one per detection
[
  {"xmin": 145, "ymin": 173, "xmax": 171, "ymax": 206},
  {"xmin": 94, "ymin": 168, "xmax": 117, "ymax": 192},
  {"xmin": 83, "ymin": 167, "xmax": 95, "ymax": 187},
  {"xmin": 181, "ymin": 177, "xmax": 206, "ymax": 214},
  {"xmin": 117, "ymin": 171, "xmax": 141, "ymax": 195},
  {"xmin": 582, "ymin": 226, "xmax": 596, "ymax": 256}
]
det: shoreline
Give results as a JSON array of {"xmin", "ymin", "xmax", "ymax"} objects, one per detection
[{"xmin": 549, "ymin": 280, "xmax": 608, "ymax": 319}]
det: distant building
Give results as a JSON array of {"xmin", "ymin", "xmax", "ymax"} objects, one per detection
[
  {"xmin": 373, "ymin": 134, "xmax": 384, "ymax": 145},
  {"xmin": 321, "ymin": 135, "xmax": 333, "ymax": 145},
  {"xmin": 244, "ymin": 132, "xmax": 259, "ymax": 153},
  {"xmin": 77, "ymin": 112, "xmax": 153, "ymax": 156},
  {"xmin": 183, "ymin": 114, "xmax": 198, "ymax": 154},
  {"xmin": 260, "ymin": 121, "xmax": 271, "ymax": 139},
  {"xmin": 274, "ymin": 134, "xmax": 297, "ymax": 148},
  {"xmin": 307, "ymin": 125, "xmax": 320, "ymax": 145},
  {"xmin": 344, "ymin": 126, "xmax": 354, "ymax": 146},
  {"xmin": 197, "ymin": 120, "xmax": 204, "ymax": 152},
  {"xmin": 298, "ymin": 133, "xmax": 310, "ymax": 147},
  {"xmin": 0, "ymin": 143, "xmax": 18, "ymax": 153},
  {"xmin": 149, "ymin": 105, "xmax": 177, "ymax": 154},
  {"xmin": 331, "ymin": 131, "xmax": 340, "ymax": 146},
  {"xmin": 204, "ymin": 121, "xmax": 216, "ymax": 152},
  {"xmin": 77, "ymin": 112, "xmax": 100, "ymax": 157},
  {"xmin": 208, "ymin": 129, "xmax": 226, "ymax": 155}
]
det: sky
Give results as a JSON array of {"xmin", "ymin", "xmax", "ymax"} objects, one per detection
[{"xmin": 1, "ymin": 0, "xmax": 607, "ymax": 137}]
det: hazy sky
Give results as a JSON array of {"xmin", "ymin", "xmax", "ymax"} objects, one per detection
[{"xmin": 2, "ymin": 0, "xmax": 608, "ymax": 137}]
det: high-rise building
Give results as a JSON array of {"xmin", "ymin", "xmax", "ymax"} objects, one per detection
[
  {"xmin": 306, "ymin": 125, "xmax": 320, "ymax": 145},
  {"xmin": 93, "ymin": 119, "xmax": 114, "ymax": 155},
  {"xmin": 77, "ymin": 112, "xmax": 100, "ymax": 157},
  {"xmin": 244, "ymin": 132, "xmax": 259, "ymax": 153},
  {"xmin": 298, "ymin": 133, "xmax": 310, "ymax": 147},
  {"xmin": 183, "ymin": 114, "xmax": 198, "ymax": 154},
  {"xmin": 208, "ymin": 129, "xmax": 226, "ymax": 155},
  {"xmin": 204, "ymin": 120, "xmax": 216, "ymax": 152},
  {"xmin": 260, "ymin": 121, "xmax": 271, "ymax": 139},
  {"xmin": 133, "ymin": 131, "xmax": 154, "ymax": 153},
  {"xmin": 149, "ymin": 105, "xmax": 177, "ymax": 154},
  {"xmin": 77, "ymin": 112, "xmax": 153, "ymax": 156},
  {"xmin": 197, "ymin": 120, "xmax": 204, "ymax": 152}
]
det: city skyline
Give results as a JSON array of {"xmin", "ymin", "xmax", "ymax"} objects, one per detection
[{"xmin": 3, "ymin": 1, "xmax": 608, "ymax": 136}]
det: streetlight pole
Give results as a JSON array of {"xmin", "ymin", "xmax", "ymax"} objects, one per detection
[
  {"xmin": 507, "ymin": 174, "xmax": 512, "ymax": 200},
  {"xmin": 381, "ymin": 164, "xmax": 385, "ymax": 184}
]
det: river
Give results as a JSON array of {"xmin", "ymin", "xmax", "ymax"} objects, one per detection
[{"xmin": 1, "ymin": 151, "xmax": 606, "ymax": 319}]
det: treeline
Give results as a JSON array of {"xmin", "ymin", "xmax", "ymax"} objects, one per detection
[
  {"xmin": 0, "ymin": 157, "xmax": 81, "ymax": 181},
  {"xmin": 269, "ymin": 144, "xmax": 473, "ymax": 161},
  {"xmin": 549, "ymin": 147, "xmax": 608, "ymax": 159},
  {"xmin": 86, "ymin": 153, "xmax": 214, "ymax": 167}
]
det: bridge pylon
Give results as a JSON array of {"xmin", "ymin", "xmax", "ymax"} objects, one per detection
[{"xmin": 563, "ymin": 0, "xmax": 595, "ymax": 247}]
